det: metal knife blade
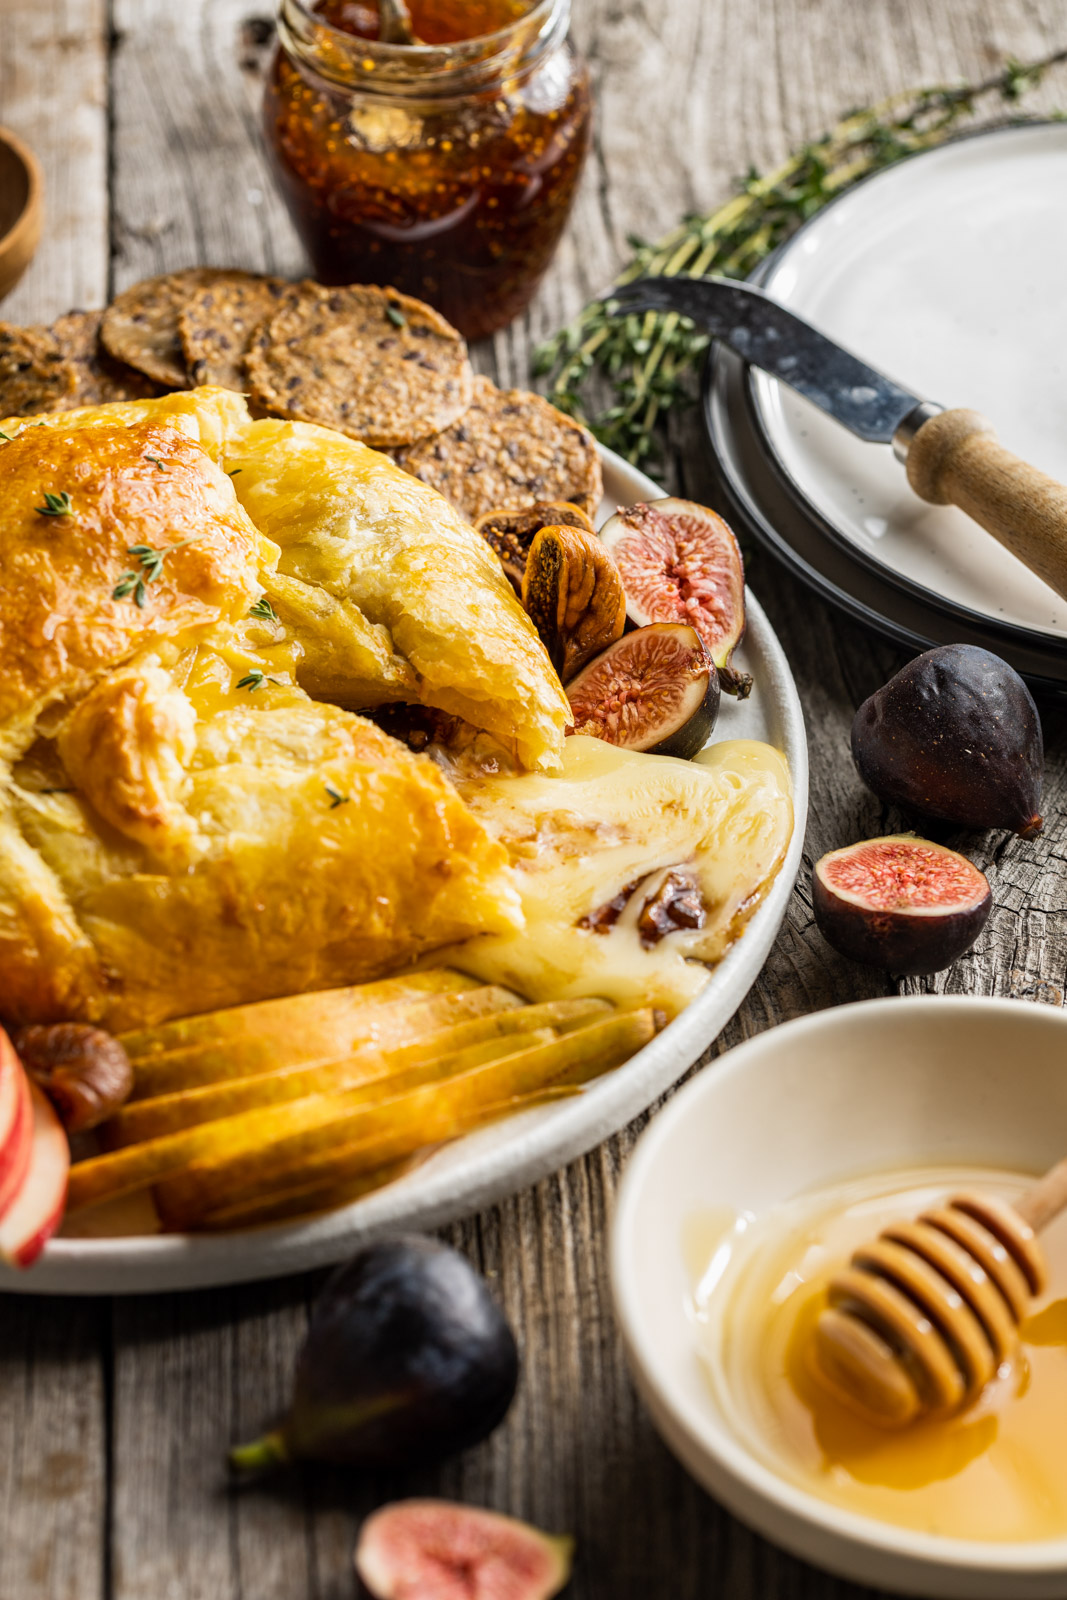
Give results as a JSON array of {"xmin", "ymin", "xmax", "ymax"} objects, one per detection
[{"xmin": 607, "ymin": 276, "xmax": 935, "ymax": 446}]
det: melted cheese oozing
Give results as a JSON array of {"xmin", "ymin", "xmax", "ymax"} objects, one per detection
[{"xmin": 444, "ymin": 734, "xmax": 792, "ymax": 1016}]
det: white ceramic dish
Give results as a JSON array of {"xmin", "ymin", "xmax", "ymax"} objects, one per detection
[
  {"xmin": 1, "ymin": 447, "xmax": 807, "ymax": 1295},
  {"xmin": 611, "ymin": 996, "xmax": 1067, "ymax": 1599},
  {"xmin": 752, "ymin": 123, "xmax": 1067, "ymax": 638}
]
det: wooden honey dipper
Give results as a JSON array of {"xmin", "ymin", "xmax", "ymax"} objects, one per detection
[{"xmin": 811, "ymin": 1156, "xmax": 1067, "ymax": 1427}]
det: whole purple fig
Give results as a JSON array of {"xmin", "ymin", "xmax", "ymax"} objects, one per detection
[{"xmin": 851, "ymin": 644, "xmax": 1042, "ymax": 837}]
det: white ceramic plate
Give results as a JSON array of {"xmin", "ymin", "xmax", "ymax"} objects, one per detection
[
  {"xmin": 752, "ymin": 123, "xmax": 1067, "ymax": 637},
  {"xmin": 0, "ymin": 448, "xmax": 807, "ymax": 1295},
  {"xmin": 612, "ymin": 997, "xmax": 1067, "ymax": 1599}
]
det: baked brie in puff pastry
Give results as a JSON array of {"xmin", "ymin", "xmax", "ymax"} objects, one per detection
[{"xmin": 0, "ymin": 389, "xmax": 571, "ymax": 1028}]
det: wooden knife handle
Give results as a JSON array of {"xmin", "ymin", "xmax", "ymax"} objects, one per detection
[{"xmin": 906, "ymin": 407, "xmax": 1067, "ymax": 602}]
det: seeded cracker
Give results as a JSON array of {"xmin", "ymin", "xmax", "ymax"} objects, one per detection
[
  {"xmin": 100, "ymin": 268, "xmax": 235, "ymax": 388},
  {"xmin": 178, "ymin": 273, "xmax": 295, "ymax": 390},
  {"xmin": 244, "ymin": 283, "xmax": 474, "ymax": 449},
  {"xmin": 396, "ymin": 375, "xmax": 603, "ymax": 523},
  {"xmin": 50, "ymin": 311, "xmax": 162, "ymax": 406},
  {"xmin": 0, "ymin": 324, "xmax": 78, "ymax": 417}
]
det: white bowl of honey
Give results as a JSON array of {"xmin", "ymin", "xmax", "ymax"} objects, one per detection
[{"xmin": 611, "ymin": 996, "xmax": 1067, "ymax": 1598}]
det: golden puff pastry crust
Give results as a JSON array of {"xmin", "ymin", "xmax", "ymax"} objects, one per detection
[
  {"xmin": 0, "ymin": 409, "xmax": 269, "ymax": 758},
  {"xmin": 0, "ymin": 391, "xmax": 555, "ymax": 1028},
  {"xmin": 217, "ymin": 409, "xmax": 573, "ymax": 773},
  {"xmin": 3, "ymin": 665, "xmax": 521, "ymax": 1029}
]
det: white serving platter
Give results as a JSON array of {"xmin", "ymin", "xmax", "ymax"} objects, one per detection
[
  {"xmin": 751, "ymin": 123, "xmax": 1067, "ymax": 638},
  {"xmin": 1, "ymin": 448, "xmax": 807, "ymax": 1294}
]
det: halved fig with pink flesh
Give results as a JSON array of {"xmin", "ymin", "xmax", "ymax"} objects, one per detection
[
  {"xmin": 598, "ymin": 497, "xmax": 751, "ymax": 697},
  {"xmin": 566, "ymin": 623, "xmax": 719, "ymax": 759},
  {"xmin": 355, "ymin": 1500, "xmax": 573, "ymax": 1600},
  {"xmin": 813, "ymin": 835, "xmax": 991, "ymax": 976}
]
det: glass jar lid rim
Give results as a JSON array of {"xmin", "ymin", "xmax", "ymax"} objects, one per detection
[{"xmin": 277, "ymin": 0, "xmax": 567, "ymax": 89}]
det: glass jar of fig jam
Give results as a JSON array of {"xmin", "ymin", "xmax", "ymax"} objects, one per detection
[{"xmin": 265, "ymin": 0, "xmax": 592, "ymax": 339}]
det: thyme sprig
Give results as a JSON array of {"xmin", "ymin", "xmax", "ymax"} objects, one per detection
[
  {"xmin": 325, "ymin": 785, "xmax": 351, "ymax": 808},
  {"xmin": 236, "ymin": 669, "xmax": 281, "ymax": 691},
  {"xmin": 249, "ymin": 597, "xmax": 279, "ymax": 623},
  {"xmin": 112, "ymin": 536, "xmax": 198, "ymax": 607},
  {"xmin": 36, "ymin": 490, "xmax": 73, "ymax": 517},
  {"xmin": 535, "ymin": 51, "xmax": 1067, "ymax": 464}
]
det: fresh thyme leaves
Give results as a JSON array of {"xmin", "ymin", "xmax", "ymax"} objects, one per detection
[
  {"xmin": 385, "ymin": 304, "xmax": 407, "ymax": 328},
  {"xmin": 144, "ymin": 454, "xmax": 166, "ymax": 470},
  {"xmin": 35, "ymin": 490, "xmax": 73, "ymax": 517},
  {"xmin": 226, "ymin": 468, "xmax": 242, "ymax": 477},
  {"xmin": 535, "ymin": 50, "xmax": 1067, "ymax": 464},
  {"xmin": 249, "ymin": 597, "xmax": 279, "ymax": 623},
  {"xmin": 325, "ymin": 785, "xmax": 351, "ymax": 808},
  {"xmin": 236, "ymin": 669, "xmax": 280, "ymax": 691},
  {"xmin": 112, "ymin": 536, "xmax": 199, "ymax": 607},
  {"xmin": 112, "ymin": 569, "xmax": 150, "ymax": 607}
]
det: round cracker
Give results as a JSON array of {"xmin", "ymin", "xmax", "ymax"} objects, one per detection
[
  {"xmin": 396, "ymin": 375, "xmax": 604, "ymax": 522},
  {"xmin": 50, "ymin": 310, "xmax": 162, "ymax": 406},
  {"xmin": 244, "ymin": 283, "xmax": 473, "ymax": 448},
  {"xmin": 100, "ymin": 268, "xmax": 234, "ymax": 388},
  {"xmin": 0, "ymin": 323, "xmax": 78, "ymax": 418},
  {"xmin": 178, "ymin": 273, "xmax": 295, "ymax": 390}
]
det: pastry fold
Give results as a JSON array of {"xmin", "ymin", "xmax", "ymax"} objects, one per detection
[{"xmin": 0, "ymin": 391, "xmax": 547, "ymax": 1028}]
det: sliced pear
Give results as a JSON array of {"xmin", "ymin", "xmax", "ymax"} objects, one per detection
[
  {"xmin": 196, "ymin": 1156, "xmax": 429, "ymax": 1231},
  {"xmin": 118, "ymin": 968, "xmax": 477, "ymax": 1061},
  {"xmin": 116, "ymin": 997, "xmax": 610, "ymax": 1142},
  {"xmin": 155, "ymin": 1009, "xmax": 655, "ymax": 1229},
  {"xmin": 129, "ymin": 984, "xmax": 523, "ymax": 1099},
  {"xmin": 107, "ymin": 1026, "xmax": 559, "ymax": 1146},
  {"xmin": 68, "ymin": 1010, "xmax": 653, "ymax": 1216}
]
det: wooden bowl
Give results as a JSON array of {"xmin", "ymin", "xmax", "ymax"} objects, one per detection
[{"xmin": 0, "ymin": 128, "xmax": 43, "ymax": 304}]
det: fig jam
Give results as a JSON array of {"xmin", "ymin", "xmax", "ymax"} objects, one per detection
[{"xmin": 265, "ymin": 0, "xmax": 591, "ymax": 339}]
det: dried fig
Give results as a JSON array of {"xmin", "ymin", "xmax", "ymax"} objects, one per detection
[
  {"xmin": 13, "ymin": 1023, "xmax": 133, "ymax": 1133},
  {"xmin": 637, "ymin": 868, "xmax": 706, "ymax": 944},
  {"xmin": 475, "ymin": 501, "xmax": 595, "ymax": 590},
  {"xmin": 521, "ymin": 523, "xmax": 626, "ymax": 682}
]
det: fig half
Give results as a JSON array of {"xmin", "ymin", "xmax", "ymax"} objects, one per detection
[
  {"xmin": 851, "ymin": 644, "xmax": 1043, "ymax": 837},
  {"xmin": 813, "ymin": 835, "xmax": 992, "ymax": 975},
  {"xmin": 598, "ymin": 497, "xmax": 751, "ymax": 696},
  {"xmin": 566, "ymin": 622, "xmax": 719, "ymax": 759},
  {"xmin": 356, "ymin": 1501, "xmax": 573, "ymax": 1600}
]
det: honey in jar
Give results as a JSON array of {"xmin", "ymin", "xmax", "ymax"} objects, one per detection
[{"xmin": 264, "ymin": 0, "xmax": 592, "ymax": 339}]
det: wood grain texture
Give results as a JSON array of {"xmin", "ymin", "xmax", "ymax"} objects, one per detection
[
  {"xmin": 0, "ymin": 0, "xmax": 108, "ymax": 322},
  {"xmin": 2, "ymin": 2, "xmax": 1067, "ymax": 1598}
]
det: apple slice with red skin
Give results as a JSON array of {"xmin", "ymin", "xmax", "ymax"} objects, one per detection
[
  {"xmin": 0, "ymin": 1081, "xmax": 70, "ymax": 1268},
  {"xmin": 0, "ymin": 1028, "xmax": 34, "ymax": 1220}
]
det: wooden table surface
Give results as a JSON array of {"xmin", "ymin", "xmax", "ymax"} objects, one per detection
[{"xmin": 3, "ymin": 2, "xmax": 1067, "ymax": 1596}]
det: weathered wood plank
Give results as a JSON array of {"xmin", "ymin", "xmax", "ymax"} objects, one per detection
[
  {"xmin": 0, "ymin": 0, "xmax": 109, "ymax": 322},
  {"xmin": 108, "ymin": 0, "xmax": 304, "ymax": 291},
  {"xmin": 0, "ymin": 1295, "xmax": 108, "ymax": 1600},
  {"xmin": 4, "ymin": 1, "xmax": 1067, "ymax": 1598},
  {"xmin": 0, "ymin": 7, "xmax": 110, "ymax": 1598}
]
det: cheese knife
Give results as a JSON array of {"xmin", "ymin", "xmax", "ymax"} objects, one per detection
[{"xmin": 607, "ymin": 275, "xmax": 1067, "ymax": 603}]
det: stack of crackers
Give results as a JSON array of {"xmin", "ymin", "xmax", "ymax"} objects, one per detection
[{"xmin": 0, "ymin": 268, "xmax": 602, "ymax": 523}]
